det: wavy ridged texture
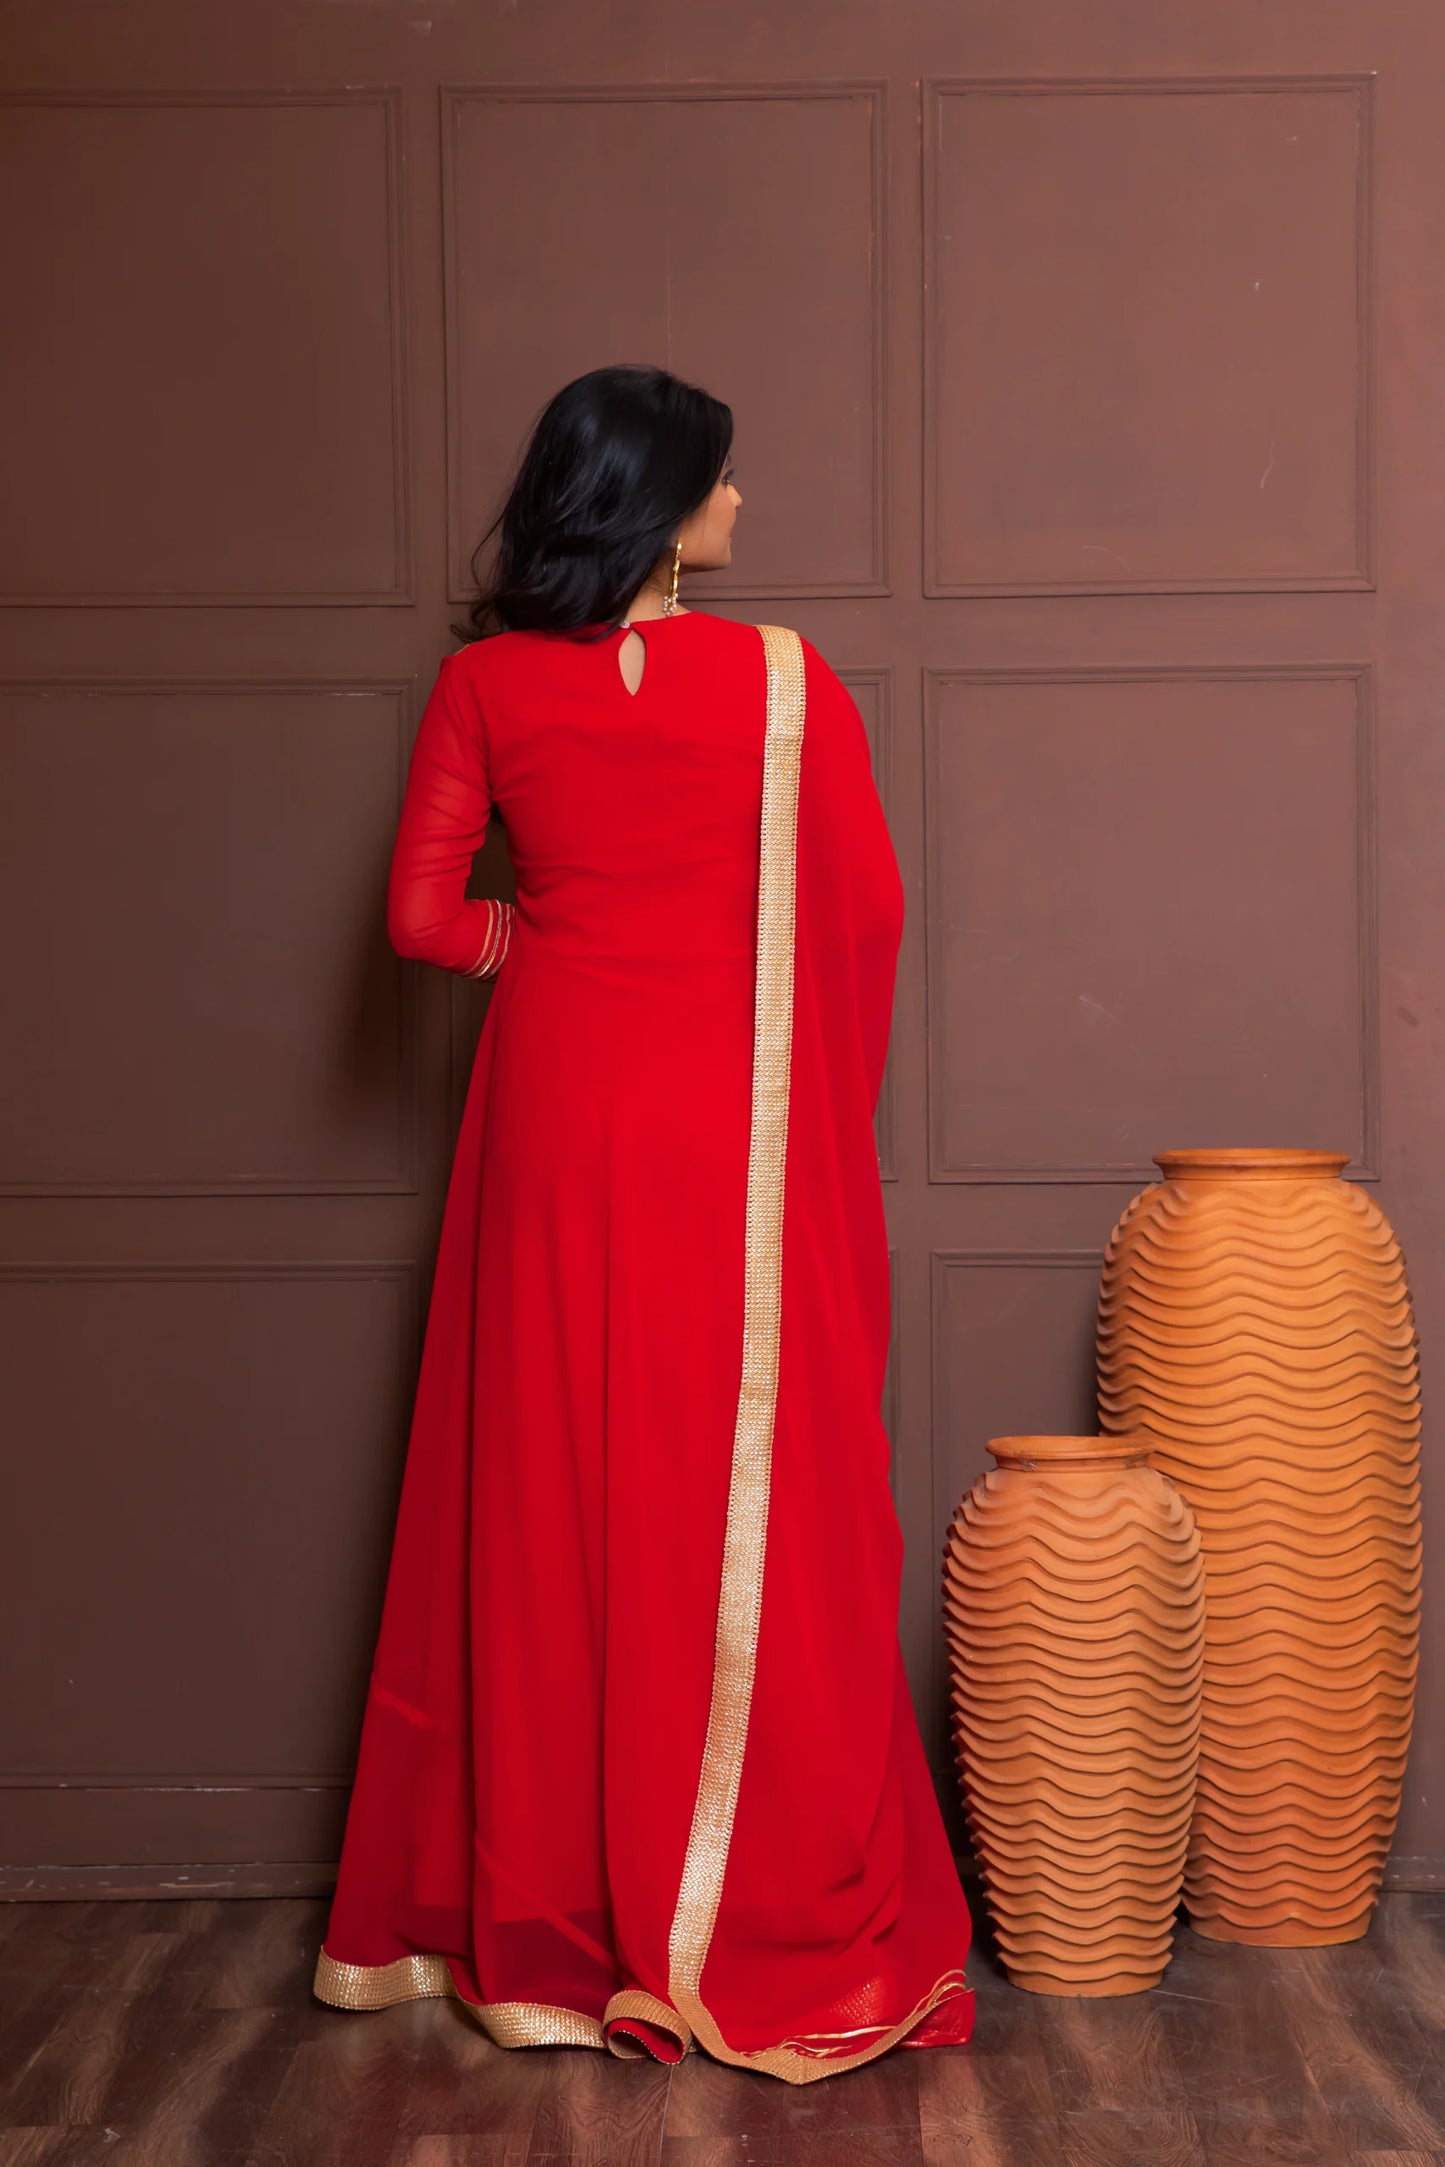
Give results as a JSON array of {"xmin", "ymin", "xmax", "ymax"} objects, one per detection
[
  {"xmin": 942, "ymin": 1435, "xmax": 1205, "ymax": 1996},
  {"xmin": 1097, "ymin": 1149, "xmax": 1422, "ymax": 1947}
]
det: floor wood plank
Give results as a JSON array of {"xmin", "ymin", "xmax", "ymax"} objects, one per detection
[{"xmin": 0, "ymin": 1893, "xmax": 1439, "ymax": 2165}]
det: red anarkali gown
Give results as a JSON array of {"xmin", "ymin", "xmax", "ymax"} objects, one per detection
[{"xmin": 313, "ymin": 608, "xmax": 974, "ymax": 2080}]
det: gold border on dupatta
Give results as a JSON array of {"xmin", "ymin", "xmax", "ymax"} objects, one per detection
[{"xmin": 661, "ymin": 624, "xmax": 969, "ymax": 2082}]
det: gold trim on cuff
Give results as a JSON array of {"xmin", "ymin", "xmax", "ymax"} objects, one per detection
[{"xmin": 465, "ymin": 899, "xmax": 515, "ymax": 979}]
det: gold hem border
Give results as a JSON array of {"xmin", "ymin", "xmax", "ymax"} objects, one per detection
[
  {"xmin": 312, "ymin": 1948, "xmax": 694, "ymax": 2057},
  {"xmin": 312, "ymin": 1947, "xmax": 966, "ymax": 2078}
]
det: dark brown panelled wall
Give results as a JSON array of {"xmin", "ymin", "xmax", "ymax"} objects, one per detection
[{"xmin": 2, "ymin": 1, "xmax": 1441, "ymax": 1894}]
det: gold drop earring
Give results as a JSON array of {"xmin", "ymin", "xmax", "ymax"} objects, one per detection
[{"xmin": 662, "ymin": 536, "xmax": 683, "ymax": 615}]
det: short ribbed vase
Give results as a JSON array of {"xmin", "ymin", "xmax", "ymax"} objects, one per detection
[
  {"xmin": 1097, "ymin": 1149, "xmax": 1423, "ymax": 1947},
  {"xmin": 942, "ymin": 1435, "xmax": 1205, "ymax": 1996}
]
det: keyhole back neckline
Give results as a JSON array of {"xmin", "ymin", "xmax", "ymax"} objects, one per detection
[{"xmin": 613, "ymin": 610, "xmax": 697, "ymax": 693}]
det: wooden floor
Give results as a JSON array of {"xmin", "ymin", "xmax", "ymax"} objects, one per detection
[{"xmin": 0, "ymin": 1891, "xmax": 1442, "ymax": 2165}]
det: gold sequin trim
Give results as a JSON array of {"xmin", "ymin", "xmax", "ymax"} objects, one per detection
[
  {"xmin": 465, "ymin": 899, "xmax": 515, "ymax": 979},
  {"xmin": 312, "ymin": 1947, "xmax": 607, "ymax": 2049},
  {"xmin": 664, "ymin": 625, "xmax": 804, "ymax": 2022},
  {"xmin": 467, "ymin": 2000, "xmax": 605, "ymax": 2050},
  {"xmin": 602, "ymin": 1988, "xmax": 695, "ymax": 2059},
  {"xmin": 312, "ymin": 1942, "xmax": 959, "ymax": 2074},
  {"xmin": 313, "ymin": 1948, "xmax": 453, "ymax": 2010}
]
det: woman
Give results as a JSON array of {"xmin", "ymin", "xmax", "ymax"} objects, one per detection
[{"xmin": 313, "ymin": 364, "xmax": 975, "ymax": 2080}]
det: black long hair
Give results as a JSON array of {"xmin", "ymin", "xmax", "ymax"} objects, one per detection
[{"xmin": 454, "ymin": 363, "xmax": 733, "ymax": 642}]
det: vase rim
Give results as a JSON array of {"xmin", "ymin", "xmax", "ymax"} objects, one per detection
[
  {"xmin": 1153, "ymin": 1148, "xmax": 1352, "ymax": 1180},
  {"xmin": 987, "ymin": 1433, "xmax": 1152, "ymax": 1469}
]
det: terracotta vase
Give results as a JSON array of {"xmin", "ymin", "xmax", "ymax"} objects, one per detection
[
  {"xmin": 942, "ymin": 1434, "xmax": 1205, "ymax": 1996},
  {"xmin": 1097, "ymin": 1148, "xmax": 1422, "ymax": 1947}
]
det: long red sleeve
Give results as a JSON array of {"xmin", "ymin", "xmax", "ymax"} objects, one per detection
[{"xmin": 386, "ymin": 651, "xmax": 515, "ymax": 978}]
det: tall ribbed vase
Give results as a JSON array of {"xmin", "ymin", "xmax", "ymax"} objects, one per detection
[
  {"xmin": 942, "ymin": 1435, "xmax": 1205, "ymax": 1995},
  {"xmin": 1097, "ymin": 1149, "xmax": 1422, "ymax": 1947}
]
